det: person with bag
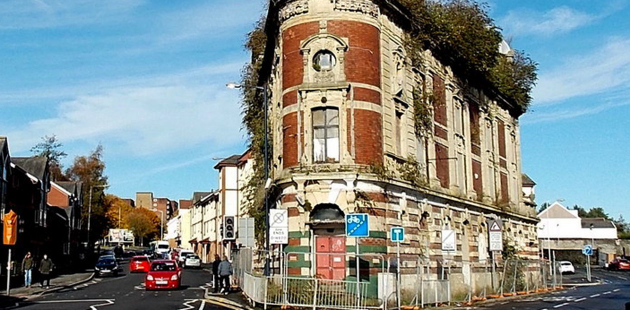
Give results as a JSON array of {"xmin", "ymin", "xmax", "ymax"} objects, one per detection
[
  {"xmin": 21, "ymin": 252, "xmax": 34, "ymax": 288},
  {"xmin": 39, "ymin": 254, "xmax": 55, "ymax": 288}
]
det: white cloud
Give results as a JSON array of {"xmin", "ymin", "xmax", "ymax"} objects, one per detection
[
  {"xmin": 4, "ymin": 83, "xmax": 244, "ymax": 156},
  {"xmin": 0, "ymin": 0, "xmax": 145, "ymax": 29},
  {"xmin": 500, "ymin": 6, "xmax": 596, "ymax": 37},
  {"xmin": 522, "ymin": 100, "xmax": 630, "ymax": 125},
  {"xmin": 533, "ymin": 37, "xmax": 630, "ymax": 104}
]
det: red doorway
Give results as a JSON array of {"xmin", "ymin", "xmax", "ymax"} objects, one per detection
[{"xmin": 315, "ymin": 236, "xmax": 346, "ymax": 280}]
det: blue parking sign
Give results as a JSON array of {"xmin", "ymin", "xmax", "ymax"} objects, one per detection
[
  {"xmin": 346, "ymin": 214, "xmax": 369, "ymax": 237},
  {"xmin": 391, "ymin": 227, "xmax": 404, "ymax": 242}
]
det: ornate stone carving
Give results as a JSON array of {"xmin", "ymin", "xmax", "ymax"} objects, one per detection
[
  {"xmin": 333, "ymin": 0, "xmax": 379, "ymax": 18},
  {"xmin": 279, "ymin": 0, "xmax": 309, "ymax": 22}
]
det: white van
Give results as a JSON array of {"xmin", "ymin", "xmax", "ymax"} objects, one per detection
[
  {"xmin": 150, "ymin": 241, "xmax": 170, "ymax": 257},
  {"xmin": 178, "ymin": 249, "xmax": 194, "ymax": 263}
]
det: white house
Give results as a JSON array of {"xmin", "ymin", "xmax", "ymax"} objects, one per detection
[{"xmin": 537, "ymin": 202, "xmax": 617, "ymax": 241}]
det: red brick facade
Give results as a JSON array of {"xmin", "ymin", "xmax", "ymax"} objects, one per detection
[
  {"xmin": 352, "ymin": 87, "xmax": 381, "ymax": 105},
  {"xmin": 282, "ymin": 22, "xmax": 319, "ymax": 90},
  {"xmin": 327, "ymin": 21, "xmax": 381, "ymax": 87},
  {"xmin": 353, "ymin": 109, "xmax": 382, "ymax": 165},
  {"xmin": 283, "ymin": 112, "xmax": 299, "ymax": 168}
]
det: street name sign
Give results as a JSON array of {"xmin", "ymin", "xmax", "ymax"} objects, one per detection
[
  {"xmin": 346, "ymin": 214, "xmax": 369, "ymax": 237},
  {"xmin": 391, "ymin": 227, "xmax": 404, "ymax": 242}
]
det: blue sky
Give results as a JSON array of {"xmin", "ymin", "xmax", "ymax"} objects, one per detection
[{"xmin": 1, "ymin": 1, "xmax": 629, "ymax": 220}]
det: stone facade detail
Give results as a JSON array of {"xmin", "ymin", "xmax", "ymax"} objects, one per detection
[
  {"xmin": 279, "ymin": 0, "xmax": 309, "ymax": 22},
  {"xmin": 333, "ymin": 0, "xmax": 379, "ymax": 18}
]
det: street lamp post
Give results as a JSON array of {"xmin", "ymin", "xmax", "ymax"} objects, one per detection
[
  {"xmin": 87, "ymin": 184, "xmax": 108, "ymax": 246},
  {"xmin": 153, "ymin": 209, "xmax": 164, "ymax": 241},
  {"xmin": 227, "ymin": 82, "xmax": 271, "ymax": 276}
]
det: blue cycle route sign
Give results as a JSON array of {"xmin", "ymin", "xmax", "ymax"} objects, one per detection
[
  {"xmin": 582, "ymin": 245, "xmax": 593, "ymax": 256},
  {"xmin": 346, "ymin": 213, "xmax": 369, "ymax": 237}
]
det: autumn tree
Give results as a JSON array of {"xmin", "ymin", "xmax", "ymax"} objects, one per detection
[
  {"xmin": 104, "ymin": 194, "xmax": 134, "ymax": 229},
  {"xmin": 126, "ymin": 208, "xmax": 160, "ymax": 246},
  {"xmin": 66, "ymin": 144, "xmax": 109, "ymax": 244},
  {"xmin": 31, "ymin": 135, "xmax": 69, "ymax": 181}
]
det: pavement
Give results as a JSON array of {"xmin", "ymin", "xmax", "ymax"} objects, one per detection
[{"xmin": 0, "ymin": 271, "xmax": 94, "ymax": 308}]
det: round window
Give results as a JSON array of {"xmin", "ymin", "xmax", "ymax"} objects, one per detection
[{"xmin": 313, "ymin": 50, "xmax": 336, "ymax": 72}]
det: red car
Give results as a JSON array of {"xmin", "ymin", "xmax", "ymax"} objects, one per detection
[
  {"xmin": 145, "ymin": 260, "xmax": 181, "ymax": 290},
  {"xmin": 608, "ymin": 258, "xmax": 630, "ymax": 271},
  {"xmin": 130, "ymin": 256, "xmax": 151, "ymax": 273}
]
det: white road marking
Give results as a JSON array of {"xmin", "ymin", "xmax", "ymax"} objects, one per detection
[
  {"xmin": 199, "ymin": 300, "xmax": 205, "ymax": 310},
  {"xmin": 90, "ymin": 299, "xmax": 115, "ymax": 310},
  {"xmin": 31, "ymin": 299, "xmax": 113, "ymax": 304},
  {"xmin": 603, "ymin": 291, "xmax": 611, "ymax": 295},
  {"xmin": 574, "ymin": 298, "xmax": 587, "ymax": 302},
  {"xmin": 590, "ymin": 294, "xmax": 600, "ymax": 298},
  {"xmin": 614, "ymin": 289, "xmax": 621, "ymax": 292},
  {"xmin": 180, "ymin": 299, "xmax": 198, "ymax": 310},
  {"xmin": 554, "ymin": 303, "xmax": 569, "ymax": 308}
]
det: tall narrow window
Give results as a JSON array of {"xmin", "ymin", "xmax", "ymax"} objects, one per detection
[
  {"xmin": 313, "ymin": 108, "xmax": 340, "ymax": 163},
  {"xmin": 395, "ymin": 111, "xmax": 403, "ymax": 155}
]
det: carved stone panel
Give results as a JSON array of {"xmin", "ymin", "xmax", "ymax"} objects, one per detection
[
  {"xmin": 279, "ymin": 0, "xmax": 309, "ymax": 22},
  {"xmin": 333, "ymin": 0, "xmax": 379, "ymax": 18}
]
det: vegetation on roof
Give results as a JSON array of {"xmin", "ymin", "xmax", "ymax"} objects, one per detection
[{"xmin": 400, "ymin": 0, "xmax": 537, "ymax": 112}]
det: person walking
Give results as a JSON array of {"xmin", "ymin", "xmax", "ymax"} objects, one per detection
[
  {"xmin": 218, "ymin": 255, "xmax": 233, "ymax": 295},
  {"xmin": 39, "ymin": 254, "xmax": 55, "ymax": 288},
  {"xmin": 212, "ymin": 254, "xmax": 221, "ymax": 293},
  {"xmin": 21, "ymin": 252, "xmax": 34, "ymax": 288}
]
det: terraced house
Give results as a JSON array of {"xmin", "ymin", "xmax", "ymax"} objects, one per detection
[{"xmin": 249, "ymin": 0, "xmax": 540, "ymax": 297}]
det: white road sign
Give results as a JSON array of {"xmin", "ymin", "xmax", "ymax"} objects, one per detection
[
  {"xmin": 488, "ymin": 219, "xmax": 503, "ymax": 251},
  {"xmin": 441, "ymin": 229, "xmax": 456, "ymax": 251},
  {"xmin": 270, "ymin": 209, "xmax": 288, "ymax": 245}
]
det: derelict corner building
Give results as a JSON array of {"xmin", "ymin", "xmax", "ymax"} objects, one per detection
[{"xmin": 255, "ymin": 0, "xmax": 540, "ymax": 295}]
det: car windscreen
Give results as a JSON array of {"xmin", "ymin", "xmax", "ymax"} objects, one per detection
[
  {"xmin": 561, "ymin": 262, "xmax": 571, "ymax": 265},
  {"xmin": 133, "ymin": 257, "xmax": 149, "ymax": 262},
  {"xmin": 620, "ymin": 259, "xmax": 629, "ymax": 263},
  {"xmin": 157, "ymin": 245, "xmax": 169, "ymax": 249},
  {"xmin": 187, "ymin": 255, "xmax": 200, "ymax": 259},
  {"xmin": 98, "ymin": 259, "xmax": 115, "ymax": 265},
  {"xmin": 151, "ymin": 262, "xmax": 177, "ymax": 271}
]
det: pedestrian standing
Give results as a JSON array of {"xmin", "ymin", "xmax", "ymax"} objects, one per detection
[
  {"xmin": 39, "ymin": 254, "xmax": 55, "ymax": 288},
  {"xmin": 21, "ymin": 252, "xmax": 34, "ymax": 288},
  {"xmin": 212, "ymin": 254, "xmax": 221, "ymax": 293},
  {"xmin": 218, "ymin": 255, "xmax": 233, "ymax": 295}
]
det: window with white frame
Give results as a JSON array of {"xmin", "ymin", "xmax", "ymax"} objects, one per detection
[{"xmin": 313, "ymin": 108, "xmax": 340, "ymax": 163}]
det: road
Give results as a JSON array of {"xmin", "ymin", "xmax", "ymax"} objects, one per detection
[
  {"xmin": 17, "ymin": 258, "xmax": 226, "ymax": 310},
  {"xmin": 467, "ymin": 269, "xmax": 630, "ymax": 310}
]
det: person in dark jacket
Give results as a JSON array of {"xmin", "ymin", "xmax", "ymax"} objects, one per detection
[
  {"xmin": 212, "ymin": 254, "xmax": 221, "ymax": 293},
  {"xmin": 39, "ymin": 254, "xmax": 54, "ymax": 288},
  {"xmin": 218, "ymin": 255, "xmax": 233, "ymax": 295},
  {"xmin": 22, "ymin": 252, "xmax": 34, "ymax": 288}
]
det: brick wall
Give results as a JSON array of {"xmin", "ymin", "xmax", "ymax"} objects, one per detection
[
  {"xmin": 282, "ymin": 22, "xmax": 319, "ymax": 90},
  {"xmin": 435, "ymin": 142, "xmax": 450, "ymax": 188},
  {"xmin": 283, "ymin": 90, "xmax": 298, "ymax": 108},
  {"xmin": 328, "ymin": 20, "xmax": 381, "ymax": 87},
  {"xmin": 353, "ymin": 109, "xmax": 383, "ymax": 165},
  {"xmin": 283, "ymin": 112, "xmax": 298, "ymax": 168},
  {"xmin": 352, "ymin": 87, "xmax": 381, "ymax": 105}
]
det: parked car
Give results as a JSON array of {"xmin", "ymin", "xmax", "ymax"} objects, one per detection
[
  {"xmin": 145, "ymin": 260, "xmax": 181, "ymax": 290},
  {"xmin": 178, "ymin": 250, "xmax": 194, "ymax": 263},
  {"xmin": 95, "ymin": 256, "xmax": 121, "ymax": 277},
  {"xmin": 184, "ymin": 254, "xmax": 201, "ymax": 269},
  {"xmin": 608, "ymin": 258, "xmax": 630, "ymax": 270},
  {"xmin": 558, "ymin": 261, "xmax": 575, "ymax": 274},
  {"xmin": 130, "ymin": 255, "xmax": 151, "ymax": 273}
]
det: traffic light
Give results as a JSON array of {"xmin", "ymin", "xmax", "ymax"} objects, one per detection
[{"xmin": 223, "ymin": 216, "xmax": 235, "ymax": 240}]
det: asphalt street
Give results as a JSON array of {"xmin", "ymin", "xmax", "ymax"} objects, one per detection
[
  {"xmin": 462, "ymin": 268, "xmax": 630, "ymax": 310},
  {"xmin": 15, "ymin": 259, "xmax": 226, "ymax": 310}
]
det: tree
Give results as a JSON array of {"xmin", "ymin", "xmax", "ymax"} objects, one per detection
[
  {"xmin": 104, "ymin": 195, "xmax": 134, "ymax": 229},
  {"xmin": 571, "ymin": 205, "xmax": 587, "ymax": 218},
  {"xmin": 126, "ymin": 208, "xmax": 160, "ymax": 246},
  {"xmin": 31, "ymin": 135, "xmax": 69, "ymax": 181},
  {"xmin": 538, "ymin": 202, "xmax": 550, "ymax": 213},
  {"xmin": 584, "ymin": 207, "xmax": 610, "ymax": 220},
  {"xmin": 66, "ymin": 144, "xmax": 109, "ymax": 244}
]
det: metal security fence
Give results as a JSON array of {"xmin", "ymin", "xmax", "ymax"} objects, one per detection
[{"xmin": 234, "ymin": 248, "xmax": 561, "ymax": 310}]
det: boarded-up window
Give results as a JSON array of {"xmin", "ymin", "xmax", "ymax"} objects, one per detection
[
  {"xmin": 435, "ymin": 143, "xmax": 450, "ymax": 188},
  {"xmin": 500, "ymin": 172, "xmax": 508, "ymax": 203},
  {"xmin": 469, "ymin": 101, "xmax": 481, "ymax": 155},
  {"xmin": 313, "ymin": 108, "xmax": 340, "ymax": 163},
  {"xmin": 432, "ymin": 75, "xmax": 447, "ymax": 126},
  {"xmin": 472, "ymin": 159, "xmax": 482, "ymax": 198},
  {"xmin": 395, "ymin": 110, "xmax": 403, "ymax": 155},
  {"xmin": 498, "ymin": 119, "xmax": 506, "ymax": 158}
]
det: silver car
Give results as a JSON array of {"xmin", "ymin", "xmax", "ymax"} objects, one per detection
[{"xmin": 184, "ymin": 254, "xmax": 201, "ymax": 269}]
